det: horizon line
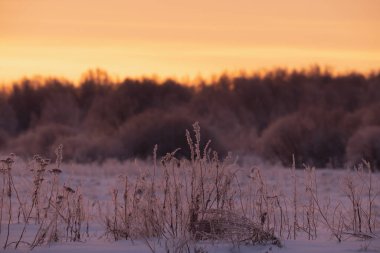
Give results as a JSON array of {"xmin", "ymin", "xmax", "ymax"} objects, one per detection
[{"xmin": 1, "ymin": 65, "xmax": 380, "ymax": 88}]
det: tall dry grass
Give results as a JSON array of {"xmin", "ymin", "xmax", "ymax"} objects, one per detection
[{"xmin": 0, "ymin": 123, "xmax": 378, "ymax": 252}]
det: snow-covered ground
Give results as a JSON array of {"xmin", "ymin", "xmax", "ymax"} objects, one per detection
[
  {"xmin": 8, "ymin": 237, "xmax": 380, "ymax": 253},
  {"xmin": 1, "ymin": 157, "xmax": 380, "ymax": 253}
]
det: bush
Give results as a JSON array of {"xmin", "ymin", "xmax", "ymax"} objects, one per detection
[
  {"xmin": 8, "ymin": 123, "xmax": 76, "ymax": 157},
  {"xmin": 117, "ymin": 110, "xmax": 225, "ymax": 159},
  {"xmin": 257, "ymin": 110, "xmax": 346, "ymax": 168},
  {"xmin": 346, "ymin": 126, "xmax": 380, "ymax": 170},
  {"xmin": 257, "ymin": 113, "xmax": 313, "ymax": 167},
  {"xmin": 0, "ymin": 129, "xmax": 8, "ymax": 149},
  {"xmin": 58, "ymin": 133, "xmax": 121, "ymax": 163}
]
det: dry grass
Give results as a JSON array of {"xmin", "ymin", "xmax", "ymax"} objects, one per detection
[{"xmin": 0, "ymin": 123, "xmax": 379, "ymax": 252}]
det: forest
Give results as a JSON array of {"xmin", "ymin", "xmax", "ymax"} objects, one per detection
[{"xmin": 1, "ymin": 67, "xmax": 380, "ymax": 169}]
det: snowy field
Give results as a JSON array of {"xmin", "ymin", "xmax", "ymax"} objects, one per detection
[{"xmin": 1, "ymin": 149, "xmax": 380, "ymax": 253}]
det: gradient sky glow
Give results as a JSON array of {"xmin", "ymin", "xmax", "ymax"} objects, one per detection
[{"xmin": 1, "ymin": 0, "xmax": 379, "ymax": 83}]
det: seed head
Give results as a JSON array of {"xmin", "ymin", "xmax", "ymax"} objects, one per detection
[
  {"xmin": 50, "ymin": 168, "xmax": 62, "ymax": 174},
  {"xmin": 64, "ymin": 186, "xmax": 75, "ymax": 194}
]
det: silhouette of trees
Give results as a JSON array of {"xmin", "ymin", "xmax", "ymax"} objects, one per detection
[
  {"xmin": 8, "ymin": 80, "xmax": 43, "ymax": 131},
  {"xmin": 1, "ymin": 68, "xmax": 380, "ymax": 168},
  {"xmin": 0, "ymin": 93, "xmax": 17, "ymax": 134}
]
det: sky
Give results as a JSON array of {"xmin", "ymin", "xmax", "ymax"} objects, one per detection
[{"xmin": 0, "ymin": 0, "xmax": 379, "ymax": 84}]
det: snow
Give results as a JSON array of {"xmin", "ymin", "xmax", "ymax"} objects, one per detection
[
  {"xmin": 4, "ymin": 238, "xmax": 380, "ymax": 253},
  {"xmin": 1, "ymin": 158, "xmax": 380, "ymax": 253}
]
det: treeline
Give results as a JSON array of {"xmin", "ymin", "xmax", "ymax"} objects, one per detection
[{"xmin": 1, "ymin": 68, "xmax": 380, "ymax": 169}]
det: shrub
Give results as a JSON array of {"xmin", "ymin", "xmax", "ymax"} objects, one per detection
[
  {"xmin": 58, "ymin": 133, "xmax": 121, "ymax": 163},
  {"xmin": 257, "ymin": 113, "xmax": 313, "ymax": 167},
  {"xmin": 257, "ymin": 110, "xmax": 346, "ymax": 168},
  {"xmin": 117, "ymin": 111, "xmax": 225, "ymax": 159},
  {"xmin": 0, "ymin": 129, "xmax": 8, "ymax": 148},
  {"xmin": 8, "ymin": 123, "xmax": 76, "ymax": 157},
  {"xmin": 346, "ymin": 126, "xmax": 380, "ymax": 170}
]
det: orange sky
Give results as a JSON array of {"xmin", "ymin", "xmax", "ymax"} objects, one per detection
[{"xmin": 1, "ymin": 0, "xmax": 379, "ymax": 84}]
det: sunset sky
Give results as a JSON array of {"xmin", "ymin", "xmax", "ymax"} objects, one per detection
[{"xmin": 1, "ymin": 0, "xmax": 379, "ymax": 84}]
